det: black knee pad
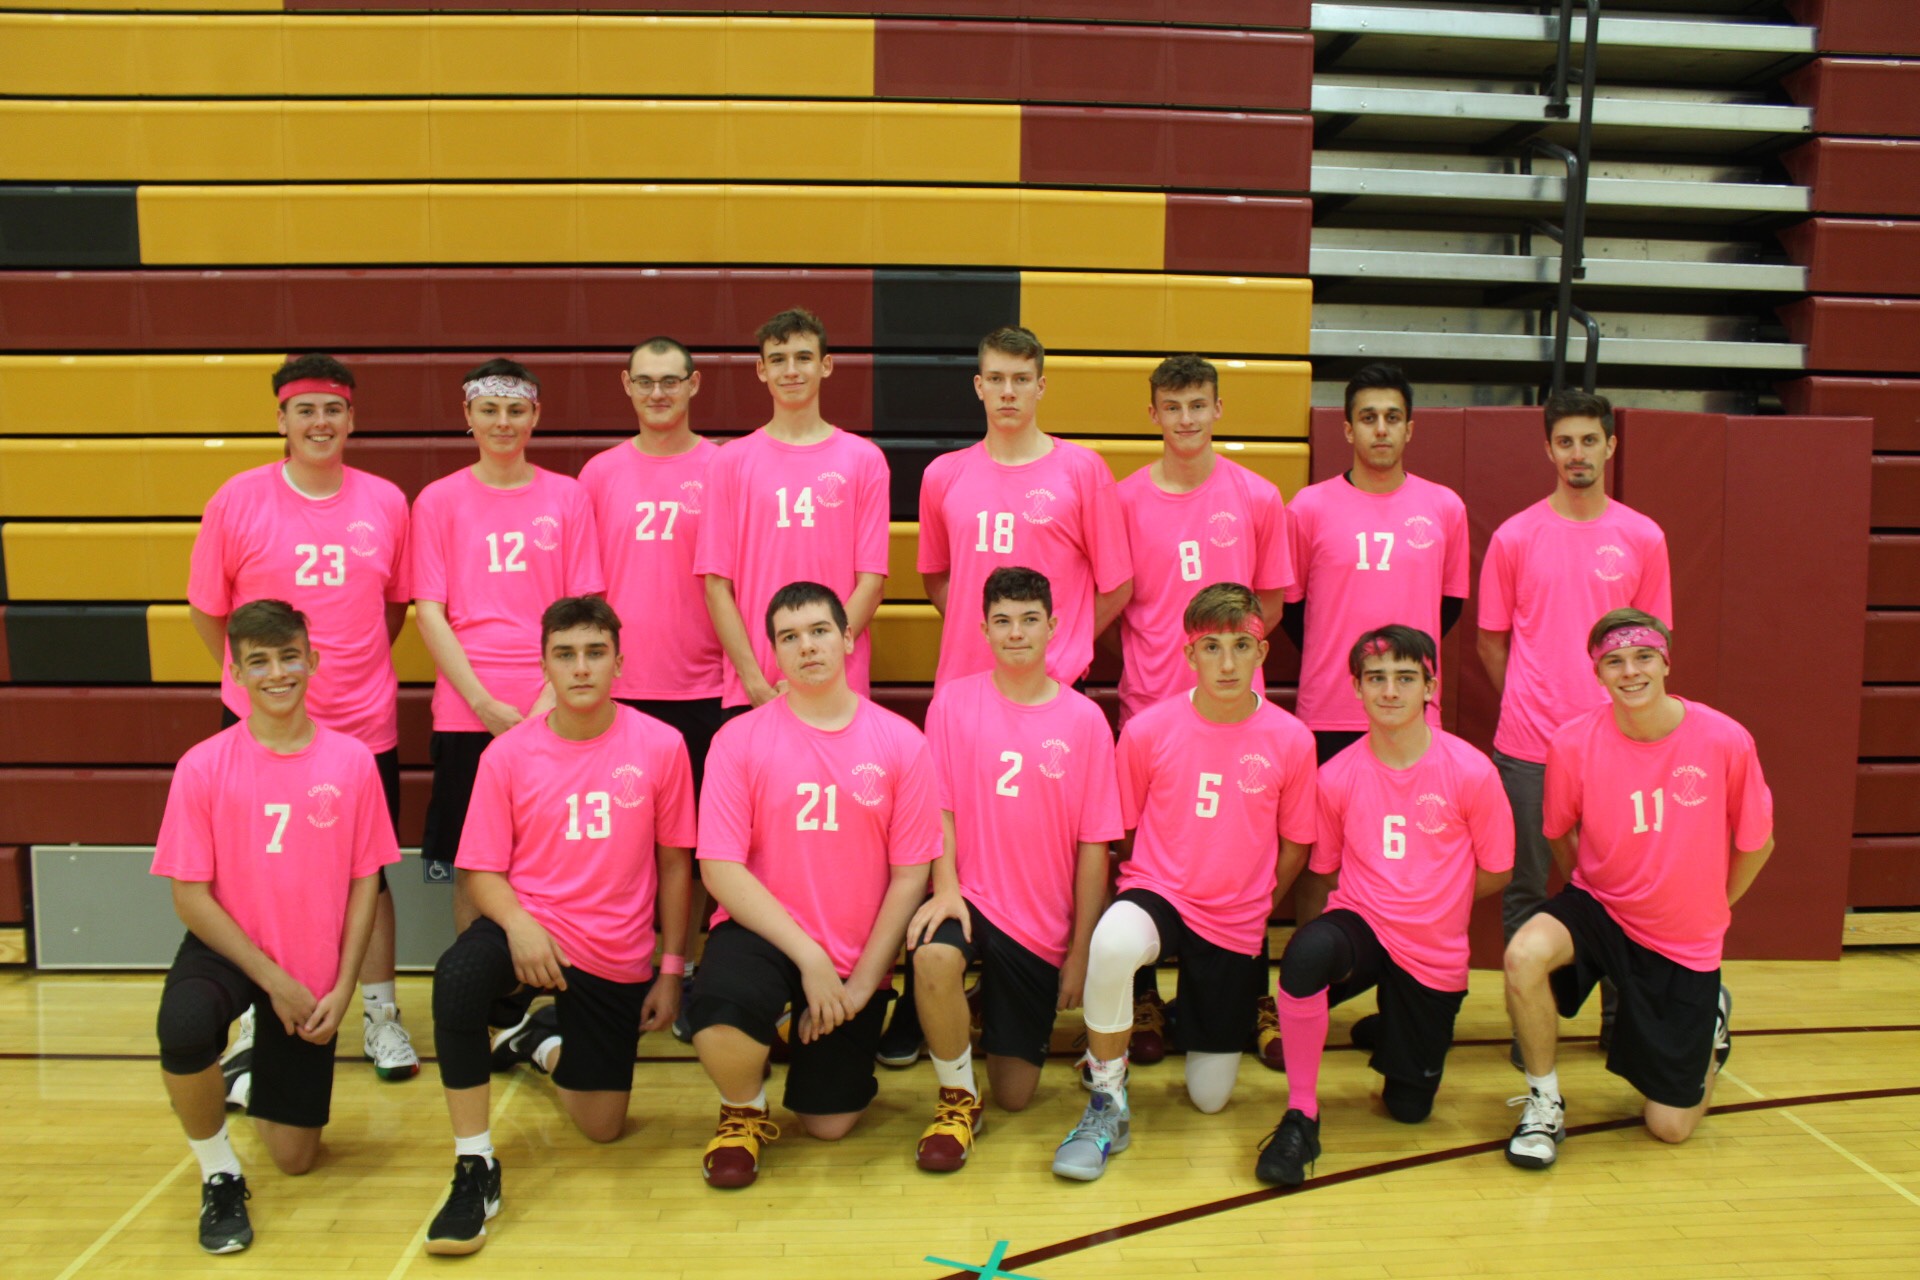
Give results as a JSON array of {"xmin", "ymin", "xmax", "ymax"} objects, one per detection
[
  {"xmin": 432, "ymin": 938, "xmax": 514, "ymax": 1032},
  {"xmin": 156, "ymin": 978, "xmax": 233, "ymax": 1075},
  {"xmin": 1382, "ymin": 1077, "xmax": 1436, "ymax": 1124},
  {"xmin": 1279, "ymin": 918, "xmax": 1351, "ymax": 998}
]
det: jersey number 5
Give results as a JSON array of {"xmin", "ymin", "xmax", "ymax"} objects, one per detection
[{"xmin": 1196, "ymin": 772, "xmax": 1222, "ymax": 818}]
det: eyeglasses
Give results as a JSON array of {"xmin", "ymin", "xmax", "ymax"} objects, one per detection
[{"xmin": 629, "ymin": 376, "xmax": 690, "ymax": 394}]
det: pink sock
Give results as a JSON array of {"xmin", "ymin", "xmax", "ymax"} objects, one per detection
[{"xmin": 1277, "ymin": 989, "xmax": 1329, "ymax": 1119}]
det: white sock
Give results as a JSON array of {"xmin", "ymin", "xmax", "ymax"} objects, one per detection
[
  {"xmin": 454, "ymin": 1130, "xmax": 495, "ymax": 1166},
  {"xmin": 532, "ymin": 1036, "xmax": 562, "ymax": 1074},
  {"xmin": 723, "ymin": 1087, "xmax": 768, "ymax": 1114},
  {"xmin": 362, "ymin": 981, "xmax": 397, "ymax": 1014},
  {"xmin": 931, "ymin": 1047, "xmax": 976, "ymax": 1096},
  {"xmin": 1088, "ymin": 1054, "xmax": 1129, "ymax": 1110},
  {"xmin": 1526, "ymin": 1069, "xmax": 1561, "ymax": 1103},
  {"xmin": 189, "ymin": 1124, "xmax": 242, "ymax": 1181}
]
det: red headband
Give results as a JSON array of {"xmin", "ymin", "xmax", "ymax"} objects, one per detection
[
  {"xmin": 1358, "ymin": 636, "xmax": 1436, "ymax": 679},
  {"xmin": 1590, "ymin": 625, "xmax": 1670, "ymax": 665},
  {"xmin": 277, "ymin": 378, "xmax": 353, "ymax": 406},
  {"xmin": 1186, "ymin": 615, "xmax": 1266, "ymax": 646}
]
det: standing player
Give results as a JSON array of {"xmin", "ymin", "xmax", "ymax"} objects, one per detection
[
  {"xmin": 411, "ymin": 358, "xmax": 605, "ymax": 927},
  {"xmin": 687, "ymin": 582, "xmax": 940, "ymax": 1188},
  {"xmin": 1283, "ymin": 363, "xmax": 1468, "ymax": 764},
  {"xmin": 421, "ymin": 597, "xmax": 693, "ymax": 1255},
  {"xmin": 1052, "ymin": 585, "xmax": 1316, "ymax": 1182},
  {"xmin": 1116, "ymin": 355, "xmax": 1292, "ymax": 724},
  {"xmin": 1254, "ymin": 626, "xmax": 1512, "ymax": 1186},
  {"xmin": 907, "ymin": 567, "xmax": 1123, "ymax": 1172},
  {"xmin": 1504, "ymin": 610, "xmax": 1772, "ymax": 1167},
  {"xmin": 187, "ymin": 354, "xmax": 417, "ymax": 1084},
  {"xmin": 695, "ymin": 308, "xmax": 890, "ymax": 710},
  {"xmin": 153, "ymin": 601, "xmax": 398, "ymax": 1253}
]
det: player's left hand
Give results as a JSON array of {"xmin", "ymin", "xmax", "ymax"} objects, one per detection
[
  {"xmin": 301, "ymin": 987, "xmax": 351, "ymax": 1044},
  {"xmin": 841, "ymin": 971, "xmax": 879, "ymax": 1018},
  {"xmin": 1057, "ymin": 951, "xmax": 1089, "ymax": 1012},
  {"xmin": 907, "ymin": 888, "xmax": 969, "ymax": 950},
  {"xmin": 640, "ymin": 972, "xmax": 681, "ymax": 1033}
]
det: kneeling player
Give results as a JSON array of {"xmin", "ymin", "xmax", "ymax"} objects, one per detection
[
  {"xmin": 1255, "ymin": 626, "xmax": 1512, "ymax": 1185},
  {"xmin": 1053, "ymin": 584, "xmax": 1316, "ymax": 1181},
  {"xmin": 689, "ymin": 582, "xmax": 940, "ymax": 1187},
  {"xmin": 909, "ymin": 567, "xmax": 1122, "ymax": 1171},
  {"xmin": 1504, "ymin": 609, "xmax": 1773, "ymax": 1168},
  {"xmin": 423, "ymin": 597, "xmax": 694, "ymax": 1254},
  {"xmin": 152, "ymin": 601, "xmax": 398, "ymax": 1253}
]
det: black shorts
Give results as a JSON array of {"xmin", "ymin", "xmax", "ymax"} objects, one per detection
[
  {"xmin": 1116, "ymin": 888, "xmax": 1265, "ymax": 1054},
  {"xmin": 1540, "ymin": 885, "xmax": 1720, "ymax": 1109},
  {"xmin": 688, "ymin": 922, "xmax": 889, "ymax": 1115},
  {"xmin": 924, "ymin": 899, "xmax": 1059, "ymax": 1068},
  {"xmin": 615, "ymin": 697, "xmax": 727, "ymax": 799},
  {"xmin": 444, "ymin": 918, "xmax": 653, "ymax": 1093},
  {"xmin": 1314, "ymin": 908, "xmax": 1466, "ymax": 1090},
  {"xmin": 222, "ymin": 706, "xmax": 400, "ymax": 870},
  {"xmin": 422, "ymin": 730, "xmax": 492, "ymax": 864},
  {"xmin": 1313, "ymin": 730, "xmax": 1366, "ymax": 765},
  {"xmin": 159, "ymin": 933, "xmax": 338, "ymax": 1129}
]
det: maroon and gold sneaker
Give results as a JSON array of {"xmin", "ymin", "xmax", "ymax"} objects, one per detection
[
  {"xmin": 703, "ymin": 1104, "xmax": 780, "ymax": 1188},
  {"xmin": 915, "ymin": 1087, "xmax": 986, "ymax": 1173}
]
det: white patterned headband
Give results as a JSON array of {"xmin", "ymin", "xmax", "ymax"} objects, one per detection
[{"xmin": 463, "ymin": 376, "xmax": 539, "ymax": 403}]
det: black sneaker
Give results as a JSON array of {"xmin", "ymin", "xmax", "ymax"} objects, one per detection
[
  {"xmin": 672, "ymin": 970, "xmax": 697, "ymax": 1044},
  {"xmin": 875, "ymin": 992, "xmax": 924, "ymax": 1068},
  {"xmin": 1254, "ymin": 1109, "xmax": 1321, "ymax": 1186},
  {"xmin": 198, "ymin": 1172, "xmax": 252, "ymax": 1254},
  {"xmin": 489, "ymin": 1004, "xmax": 558, "ymax": 1074},
  {"xmin": 1349, "ymin": 1013, "xmax": 1380, "ymax": 1052},
  {"xmin": 425, "ymin": 1155, "xmax": 502, "ymax": 1256}
]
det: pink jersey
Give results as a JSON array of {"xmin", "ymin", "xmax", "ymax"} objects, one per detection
[
  {"xmin": 1286, "ymin": 473, "xmax": 1469, "ymax": 731},
  {"xmin": 456, "ymin": 706, "xmax": 696, "ymax": 984},
  {"xmin": 409, "ymin": 466, "xmax": 606, "ymax": 732},
  {"xmin": 918, "ymin": 439, "xmax": 1132, "ymax": 688},
  {"xmin": 1313, "ymin": 730, "xmax": 1514, "ymax": 991},
  {"xmin": 1116, "ymin": 694, "xmax": 1318, "ymax": 955},
  {"xmin": 152, "ymin": 722, "xmax": 400, "ymax": 1000},
  {"xmin": 188, "ymin": 463, "xmax": 410, "ymax": 752},
  {"xmin": 1481, "ymin": 497, "xmax": 1672, "ymax": 762},
  {"xmin": 692, "ymin": 428, "xmax": 891, "ymax": 707},
  {"xmin": 925, "ymin": 674, "xmax": 1125, "ymax": 966},
  {"xmin": 579, "ymin": 438, "xmax": 724, "ymax": 701},
  {"xmin": 1116, "ymin": 458, "xmax": 1293, "ymax": 722},
  {"xmin": 698, "ymin": 697, "xmax": 942, "ymax": 977},
  {"xmin": 1544, "ymin": 700, "xmax": 1772, "ymax": 971}
]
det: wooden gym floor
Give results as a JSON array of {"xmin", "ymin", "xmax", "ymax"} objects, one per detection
[{"xmin": 3, "ymin": 953, "xmax": 1918, "ymax": 1279}]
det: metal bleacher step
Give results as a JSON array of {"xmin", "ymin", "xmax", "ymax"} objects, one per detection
[
  {"xmin": 1309, "ymin": 303, "xmax": 1806, "ymax": 371},
  {"xmin": 1313, "ymin": 3, "xmax": 1815, "ymax": 84},
  {"xmin": 1311, "ymin": 230, "xmax": 1806, "ymax": 293}
]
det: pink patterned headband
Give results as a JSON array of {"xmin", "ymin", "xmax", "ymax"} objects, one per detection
[
  {"xmin": 1359, "ymin": 636, "xmax": 1435, "ymax": 678},
  {"xmin": 1590, "ymin": 625, "xmax": 1669, "ymax": 664},
  {"xmin": 1186, "ymin": 615, "xmax": 1265, "ymax": 646},
  {"xmin": 463, "ymin": 376, "xmax": 539, "ymax": 404},
  {"xmin": 277, "ymin": 377, "xmax": 352, "ymax": 405}
]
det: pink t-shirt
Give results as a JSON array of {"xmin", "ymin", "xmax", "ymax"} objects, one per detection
[
  {"xmin": 1313, "ymin": 729, "xmax": 1514, "ymax": 991},
  {"xmin": 692, "ymin": 428, "xmax": 891, "ymax": 707},
  {"xmin": 925, "ymin": 673, "xmax": 1125, "ymax": 966},
  {"xmin": 1116, "ymin": 694, "xmax": 1318, "ymax": 955},
  {"xmin": 1481, "ymin": 497, "xmax": 1672, "ymax": 763},
  {"xmin": 579, "ymin": 437, "xmax": 724, "ymax": 701},
  {"xmin": 698, "ymin": 697, "xmax": 942, "ymax": 977},
  {"xmin": 1286, "ymin": 473, "xmax": 1470, "ymax": 731},
  {"xmin": 152, "ymin": 722, "xmax": 400, "ymax": 1000},
  {"xmin": 1544, "ymin": 700, "xmax": 1773, "ymax": 971},
  {"xmin": 456, "ymin": 706, "xmax": 696, "ymax": 984},
  {"xmin": 918, "ymin": 439, "xmax": 1132, "ymax": 688},
  {"xmin": 409, "ymin": 466, "xmax": 606, "ymax": 732},
  {"xmin": 1116, "ymin": 458, "xmax": 1293, "ymax": 723},
  {"xmin": 188, "ymin": 463, "xmax": 410, "ymax": 752}
]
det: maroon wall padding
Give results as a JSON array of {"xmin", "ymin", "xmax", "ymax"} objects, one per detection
[
  {"xmin": 1784, "ymin": 58, "xmax": 1920, "ymax": 137},
  {"xmin": 0, "ymin": 688, "xmax": 222, "ymax": 766},
  {"xmin": 342, "ymin": 436, "xmax": 630, "ymax": 500},
  {"xmin": 1856, "ymin": 762, "xmax": 1920, "ymax": 832},
  {"xmin": 1778, "ymin": 297, "xmax": 1920, "ymax": 373},
  {"xmin": 874, "ymin": 22, "xmax": 1312, "ymax": 110},
  {"xmin": 1781, "ymin": 138, "xmax": 1920, "ymax": 217},
  {"xmin": 1021, "ymin": 109, "xmax": 1312, "ymax": 193},
  {"xmin": 1868, "ymin": 534, "xmax": 1920, "ymax": 604},
  {"xmin": 1872, "ymin": 456, "xmax": 1920, "ymax": 526},
  {"xmin": 1859, "ymin": 686, "xmax": 1920, "ymax": 757},
  {"xmin": 1719, "ymin": 416, "xmax": 1872, "ymax": 960},
  {"xmin": 1778, "ymin": 218, "xmax": 1920, "ymax": 294},
  {"xmin": 1162, "ymin": 195, "xmax": 1311, "ymax": 276},
  {"xmin": 1778, "ymin": 375, "xmax": 1920, "ymax": 450},
  {"xmin": 280, "ymin": 0, "xmax": 1311, "ymax": 25},
  {"xmin": 0, "ymin": 846, "xmax": 23, "ymax": 924},
  {"xmin": 0, "ymin": 269, "xmax": 876, "ymax": 352},
  {"xmin": 1849, "ymin": 837, "xmax": 1920, "ymax": 906},
  {"xmin": 1788, "ymin": 0, "xmax": 1920, "ymax": 56},
  {"xmin": 1864, "ymin": 610, "xmax": 1920, "ymax": 679}
]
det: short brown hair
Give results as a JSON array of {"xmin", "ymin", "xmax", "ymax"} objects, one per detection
[
  {"xmin": 1545, "ymin": 389, "xmax": 1615, "ymax": 439},
  {"xmin": 1586, "ymin": 607, "xmax": 1670, "ymax": 655},
  {"xmin": 765, "ymin": 581, "xmax": 848, "ymax": 642},
  {"xmin": 979, "ymin": 325, "xmax": 1045, "ymax": 375},
  {"xmin": 1149, "ymin": 355, "xmax": 1218, "ymax": 400},
  {"xmin": 228, "ymin": 599, "xmax": 309, "ymax": 656},
  {"xmin": 1347, "ymin": 624, "xmax": 1437, "ymax": 680},
  {"xmin": 628, "ymin": 336, "xmax": 694, "ymax": 376},
  {"xmin": 1182, "ymin": 582, "xmax": 1262, "ymax": 636},
  {"xmin": 756, "ymin": 307, "xmax": 827, "ymax": 355},
  {"xmin": 541, "ymin": 595, "xmax": 623, "ymax": 652},
  {"xmin": 983, "ymin": 566, "xmax": 1053, "ymax": 619}
]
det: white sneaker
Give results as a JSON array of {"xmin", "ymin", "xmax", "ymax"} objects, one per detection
[
  {"xmin": 222, "ymin": 1006, "xmax": 255, "ymax": 1065},
  {"xmin": 1506, "ymin": 1088, "xmax": 1567, "ymax": 1169},
  {"xmin": 363, "ymin": 1004, "xmax": 421, "ymax": 1081},
  {"xmin": 221, "ymin": 1007, "xmax": 255, "ymax": 1110}
]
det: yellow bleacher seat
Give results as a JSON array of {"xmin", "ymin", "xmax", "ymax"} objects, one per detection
[
  {"xmin": 868, "ymin": 603, "xmax": 942, "ymax": 684},
  {"xmin": 147, "ymin": 602, "xmax": 439, "ymax": 683},
  {"xmin": 0, "ymin": 439, "xmax": 280, "ymax": 518},
  {"xmin": 0, "ymin": 356, "xmax": 277, "ymax": 436},
  {"xmin": 1085, "ymin": 439, "xmax": 1312, "ymax": 499},
  {"xmin": 1022, "ymin": 272, "xmax": 1313, "ymax": 358},
  {"xmin": 885, "ymin": 522, "xmax": 928, "ymax": 602},
  {"xmin": 1, "ymin": 522, "xmax": 195, "ymax": 601},
  {"xmin": 1042, "ymin": 357, "xmax": 1311, "ymax": 439}
]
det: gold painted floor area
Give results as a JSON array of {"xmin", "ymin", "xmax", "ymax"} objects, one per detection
[{"xmin": 3, "ymin": 951, "xmax": 1918, "ymax": 1279}]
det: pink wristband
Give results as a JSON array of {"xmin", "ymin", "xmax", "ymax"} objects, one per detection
[{"xmin": 658, "ymin": 953, "xmax": 687, "ymax": 977}]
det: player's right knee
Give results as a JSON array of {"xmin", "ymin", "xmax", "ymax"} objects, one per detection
[
  {"xmin": 1278, "ymin": 920, "xmax": 1344, "ymax": 998},
  {"xmin": 1382, "ymin": 1078, "xmax": 1436, "ymax": 1124},
  {"xmin": 155, "ymin": 979, "xmax": 229, "ymax": 1073},
  {"xmin": 431, "ymin": 944, "xmax": 508, "ymax": 1029},
  {"xmin": 1088, "ymin": 902, "xmax": 1158, "ymax": 974},
  {"xmin": 1503, "ymin": 922, "xmax": 1559, "ymax": 980}
]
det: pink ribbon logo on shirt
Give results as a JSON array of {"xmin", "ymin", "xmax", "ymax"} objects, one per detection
[
  {"xmin": 1416, "ymin": 792, "xmax": 1450, "ymax": 834},
  {"xmin": 612, "ymin": 763, "xmax": 647, "ymax": 809},
  {"xmin": 815, "ymin": 471, "xmax": 848, "ymax": 508},
  {"xmin": 532, "ymin": 515, "xmax": 561, "ymax": 552},
  {"xmin": 678, "ymin": 479, "xmax": 705, "ymax": 515},
  {"xmin": 1671, "ymin": 764, "xmax": 1709, "ymax": 807},
  {"xmin": 347, "ymin": 520, "xmax": 378, "ymax": 557},
  {"xmin": 1022, "ymin": 488, "xmax": 1057, "ymax": 525},
  {"xmin": 851, "ymin": 762, "xmax": 888, "ymax": 807},
  {"xmin": 1594, "ymin": 544, "xmax": 1626, "ymax": 582},
  {"xmin": 1236, "ymin": 753, "xmax": 1272, "ymax": 794},
  {"xmin": 1208, "ymin": 510, "xmax": 1240, "ymax": 548},
  {"xmin": 306, "ymin": 783, "xmax": 342, "ymax": 829},
  {"xmin": 1040, "ymin": 739, "xmax": 1071, "ymax": 780},
  {"xmin": 1404, "ymin": 515, "xmax": 1435, "ymax": 550}
]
